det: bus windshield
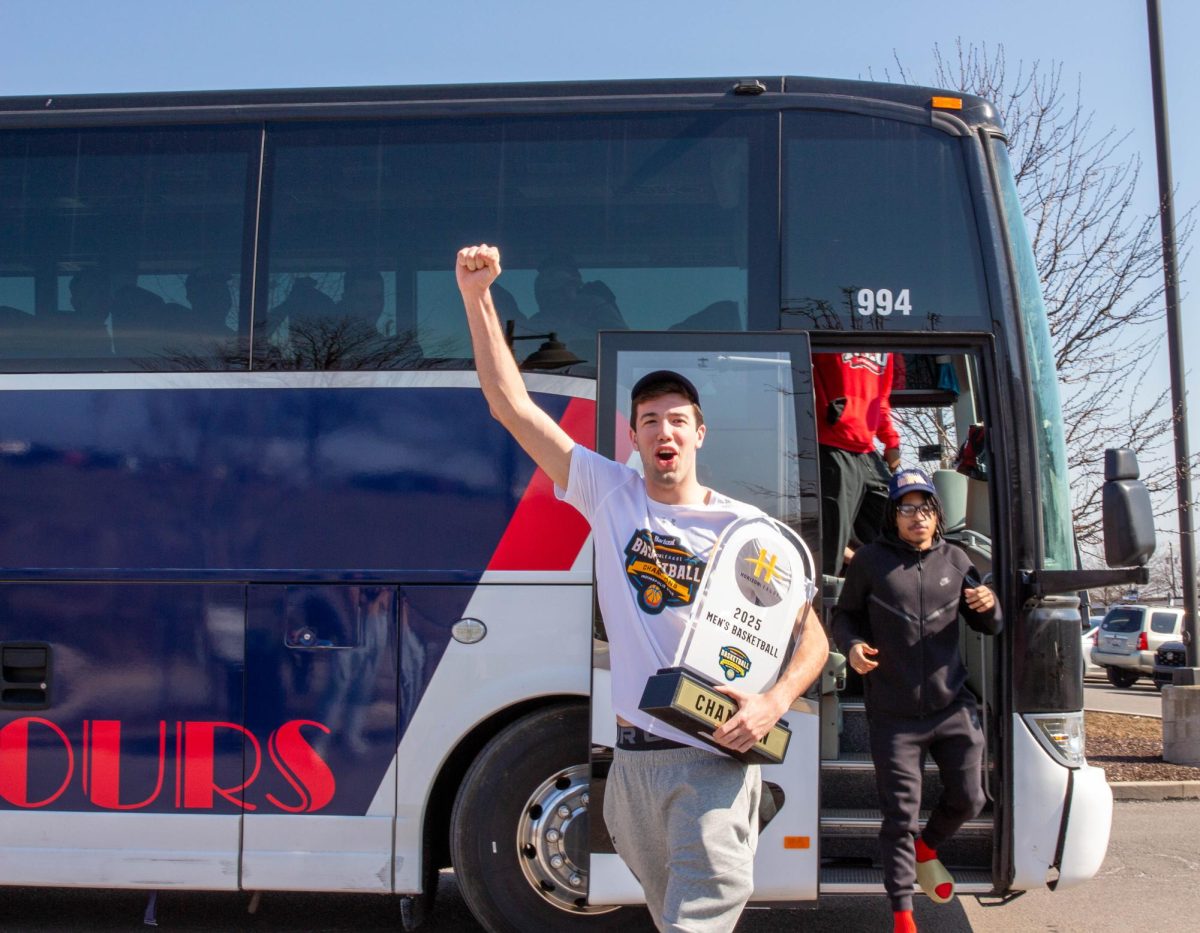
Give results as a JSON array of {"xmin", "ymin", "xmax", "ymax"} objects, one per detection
[{"xmin": 783, "ymin": 111, "xmax": 991, "ymax": 330}]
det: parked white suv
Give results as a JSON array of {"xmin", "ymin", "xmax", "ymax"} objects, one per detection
[{"xmin": 1090, "ymin": 605, "xmax": 1186, "ymax": 688}]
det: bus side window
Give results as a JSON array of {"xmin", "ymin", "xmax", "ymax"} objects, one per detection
[
  {"xmin": 0, "ymin": 276, "xmax": 38, "ymax": 354},
  {"xmin": 259, "ymin": 270, "xmax": 424, "ymax": 371},
  {"xmin": 110, "ymin": 272, "xmax": 240, "ymax": 365},
  {"xmin": 263, "ymin": 113, "xmax": 762, "ymax": 372},
  {"xmin": 0, "ymin": 126, "xmax": 255, "ymax": 373}
]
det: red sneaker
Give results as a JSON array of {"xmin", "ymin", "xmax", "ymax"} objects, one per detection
[{"xmin": 893, "ymin": 908, "xmax": 918, "ymax": 932}]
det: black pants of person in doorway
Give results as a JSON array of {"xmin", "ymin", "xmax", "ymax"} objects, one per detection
[
  {"xmin": 819, "ymin": 444, "xmax": 891, "ymax": 577},
  {"xmin": 867, "ymin": 698, "xmax": 987, "ymax": 912}
]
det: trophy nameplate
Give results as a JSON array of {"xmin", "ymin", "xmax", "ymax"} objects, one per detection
[
  {"xmin": 638, "ymin": 515, "xmax": 816, "ymax": 764},
  {"xmin": 639, "ymin": 667, "xmax": 793, "ymax": 763}
]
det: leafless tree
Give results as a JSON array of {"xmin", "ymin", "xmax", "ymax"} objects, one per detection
[
  {"xmin": 1084, "ymin": 542, "xmax": 1185, "ymax": 608},
  {"xmin": 145, "ymin": 316, "xmax": 458, "ymax": 372},
  {"xmin": 886, "ymin": 41, "xmax": 1194, "ymax": 553}
]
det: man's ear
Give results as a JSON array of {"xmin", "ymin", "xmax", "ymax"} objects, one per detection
[
  {"xmin": 696, "ymin": 423, "xmax": 706, "ymax": 448},
  {"xmin": 629, "ymin": 425, "xmax": 638, "ymax": 449}
]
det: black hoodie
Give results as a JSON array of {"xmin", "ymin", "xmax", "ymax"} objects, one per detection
[{"xmin": 831, "ymin": 535, "xmax": 1002, "ymax": 719}]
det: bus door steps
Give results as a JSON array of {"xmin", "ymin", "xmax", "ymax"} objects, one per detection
[
  {"xmin": 837, "ymin": 699, "xmax": 870, "ymax": 752},
  {"xmin": 819, "ymin": 865, "xmax": 992, "ymax": 895},
  {"xmin": 831, "ymin": 698, "xmax": 998, "ymax": 769},
  {"xmin": 820, "ymin": 752, "xmax": 952, "ymax": 810},
  {"xmin": 820, "ymin": 808, "xmax": 992, "ymax": 835},
  {"xmin": 819, "ymin": 808, "xmax": 993, "ymax": 866},
  {"xmin": 821, "ymin": 751, "xmax": 939, "ymax": 772}
]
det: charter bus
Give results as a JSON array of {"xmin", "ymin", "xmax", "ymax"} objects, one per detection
[{"xmin": 0, "ymin": 77, "xmax": 1154, "ymax": 931}]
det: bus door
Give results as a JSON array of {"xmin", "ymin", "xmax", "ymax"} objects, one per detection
[
  {"xmin": 812, "ymin": 345, "xmax": 999, "ymax": 896},
  {"xmin": 587, "ymin": 331, "xmax": 822, "ymax": 905},
  {"xmin": 242, "ymin": 584, "xmax": 398, "ymax": 892}
]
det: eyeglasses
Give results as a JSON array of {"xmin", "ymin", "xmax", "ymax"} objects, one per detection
[{"xmin": 896, "ymin": 503, "xmax": 936, "ymax": 518}]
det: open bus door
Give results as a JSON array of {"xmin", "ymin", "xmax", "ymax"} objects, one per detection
[{"xmin": 586, "ymin": 331, "xmax": 822, "ymax": 906}]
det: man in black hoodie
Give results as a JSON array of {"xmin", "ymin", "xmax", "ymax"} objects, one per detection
[{"xmin": 832, "ymin": 468, "xmax": 1001, "ymax": 933}]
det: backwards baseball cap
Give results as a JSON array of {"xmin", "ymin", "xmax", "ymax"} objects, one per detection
[
  {"xmin": 888, "ymin": 467, "xmax": 937, "ymax": 500},
  {"xmin": 630, "ymin": 370, "xmax": 701, "ymax": 408}
]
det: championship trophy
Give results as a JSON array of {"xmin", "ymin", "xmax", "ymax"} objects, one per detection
[{"xmin": 638, "ymin": 515, "xmax": 816, "ymax": 764}]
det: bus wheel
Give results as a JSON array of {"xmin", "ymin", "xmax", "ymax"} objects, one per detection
[
  {"xmin": 450, "ymin": 703, "xmax": 653, "ymax": 933},
  {"xmin": 1105, "ymin": 667, "xmax": 1140, "ymax": 688}
]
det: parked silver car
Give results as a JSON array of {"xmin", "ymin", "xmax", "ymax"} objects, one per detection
[
  {"xmin": 1090, "ymin": 605, "xmax": 1186, "ymax": 688},
  {"xmin": 1081, "ymin": 624, "xmax": 1103, "ymax": 678}
]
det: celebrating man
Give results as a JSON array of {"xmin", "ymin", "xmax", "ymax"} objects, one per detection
[{"xmin": 456, "ymin": 243, "xmax": 827, "ymax": 932}]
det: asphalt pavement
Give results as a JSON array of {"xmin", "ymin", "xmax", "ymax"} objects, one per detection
[
  {"xmin": 0, "ymin": 686, "xmax": 1184, "ymax": 931},
  {"xmin": 1084, "ymin": 673, "xmax": 1163, "ymax": 717},
  {"xmin": 958, "ymin": 799, "xmax": 1200, "ymax": 933},
  {"xmin": 3, "ymin": 799, "xmax": 1197, "ymax": 932}
]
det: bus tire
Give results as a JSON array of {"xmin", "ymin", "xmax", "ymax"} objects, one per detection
[
  {"xmin": 449, "ymin": 703, "xmax": 654, "ymax": 933},
  {"xmin": 1105, "ymin": 666, "xmax": 1140, "ymax": 689}
]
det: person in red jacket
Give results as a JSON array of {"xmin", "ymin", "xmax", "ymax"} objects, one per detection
[{"xmin": 813, "ymin": 352, "xmax": 901, "ymax": 576}]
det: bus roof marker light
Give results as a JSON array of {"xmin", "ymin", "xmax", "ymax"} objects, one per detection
[
  {"xmin": 931, "ymin": 96, "xmax": 963, "ymax": 110},
  {"xmin": 733, "ymin": 80, "xmax": 767, "ymax": 96}
]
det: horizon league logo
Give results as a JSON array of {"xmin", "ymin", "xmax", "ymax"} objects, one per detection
[
  {"xmin": 735, "ymin": 539, "xmax": 792, "ymax": 607},
  {"xmin": 624, "ymin": 529, "xmax": 706, "ymax": 614},
  {"xmin": 841, "ymin": 352, "xmax": 888, "ymax": 376}
]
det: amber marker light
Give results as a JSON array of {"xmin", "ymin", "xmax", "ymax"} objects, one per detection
[
  {"xmin": 931, "ymin": 96, "xmax": 963, "ymax": 110},
  {"xmin": 783, "ymin": 836, "xmax": 811, "ymax": 849}
]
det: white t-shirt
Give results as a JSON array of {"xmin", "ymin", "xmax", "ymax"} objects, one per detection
[{"xmin": 557, "ymin": 444, "xmax": 762, "ymax": 751}]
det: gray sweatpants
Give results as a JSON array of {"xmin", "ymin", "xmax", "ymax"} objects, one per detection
[{"xmin": 603, "ymin": 746, "xmax": 761, "ymax": 933}]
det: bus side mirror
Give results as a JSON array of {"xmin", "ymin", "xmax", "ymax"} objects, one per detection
[{"xmin": 1103, "ymin": 449, "xmax": 1155, "ymax": 568}]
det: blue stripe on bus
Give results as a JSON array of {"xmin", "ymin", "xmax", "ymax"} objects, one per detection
[{"xmin": 0, "ymin": 386, "xmax": 568, "ymax": 575}]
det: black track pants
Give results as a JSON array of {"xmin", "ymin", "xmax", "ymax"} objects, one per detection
[
  {"xmin": 867, "ymin": 700, "xmax": 987, "ymax": 912},
  {"xmin": 819, "ymin": 444, "xmax": 890, "ymax": 576}
]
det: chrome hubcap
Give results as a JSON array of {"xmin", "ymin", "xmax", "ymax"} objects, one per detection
[{"xmin": 516, "ymin": 763, "xmax": 616, "ymax": 914}]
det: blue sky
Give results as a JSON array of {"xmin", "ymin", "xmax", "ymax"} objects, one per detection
[{"xmin": 3, "ymin": 0, "xmax": 1197, "ymax": 455}]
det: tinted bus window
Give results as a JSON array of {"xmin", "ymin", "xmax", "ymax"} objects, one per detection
[
  {"xmin": 261, "ymin": 114, "xmax": 771, "ymax": 371},
  {"xmin": 0, "ymin": 127, "xmax": 257, "ymax": 372},
  {"xmin": 782, "ymin": 112, "xmax": 989, "ymax": 330}
]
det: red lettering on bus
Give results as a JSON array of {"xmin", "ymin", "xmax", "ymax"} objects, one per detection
[
  {"xmin": 183, "ymin": 721, "xmax": 261, "ymax": 811},
  {"xmin": 87, "ymin": 720, "xmax": 167, "ymax": 810},
  {"xmin": 0, "ymin": 716, "xmax": 338, "ymax": 812},
  {"xmin": 0, "ymin": 717, "xmax": 75, "ymax": 808},
  {"xmin": 266, "ymin": 720, "xmax": 336, "ymax": 813}
]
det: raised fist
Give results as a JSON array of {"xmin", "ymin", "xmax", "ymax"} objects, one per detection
[{"xmin": 456, "ymin": 244, "xmax": 502, "ymax": 297}]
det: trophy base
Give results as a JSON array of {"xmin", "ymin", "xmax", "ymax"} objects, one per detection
[{"xmin": 638, "ymin": 667, "xmax": 790, "ymax": 765}]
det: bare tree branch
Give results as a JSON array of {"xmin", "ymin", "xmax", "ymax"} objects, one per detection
[{"xmin": 889, "ymin": 40, "xmax": 1195, "ymax": 548}]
